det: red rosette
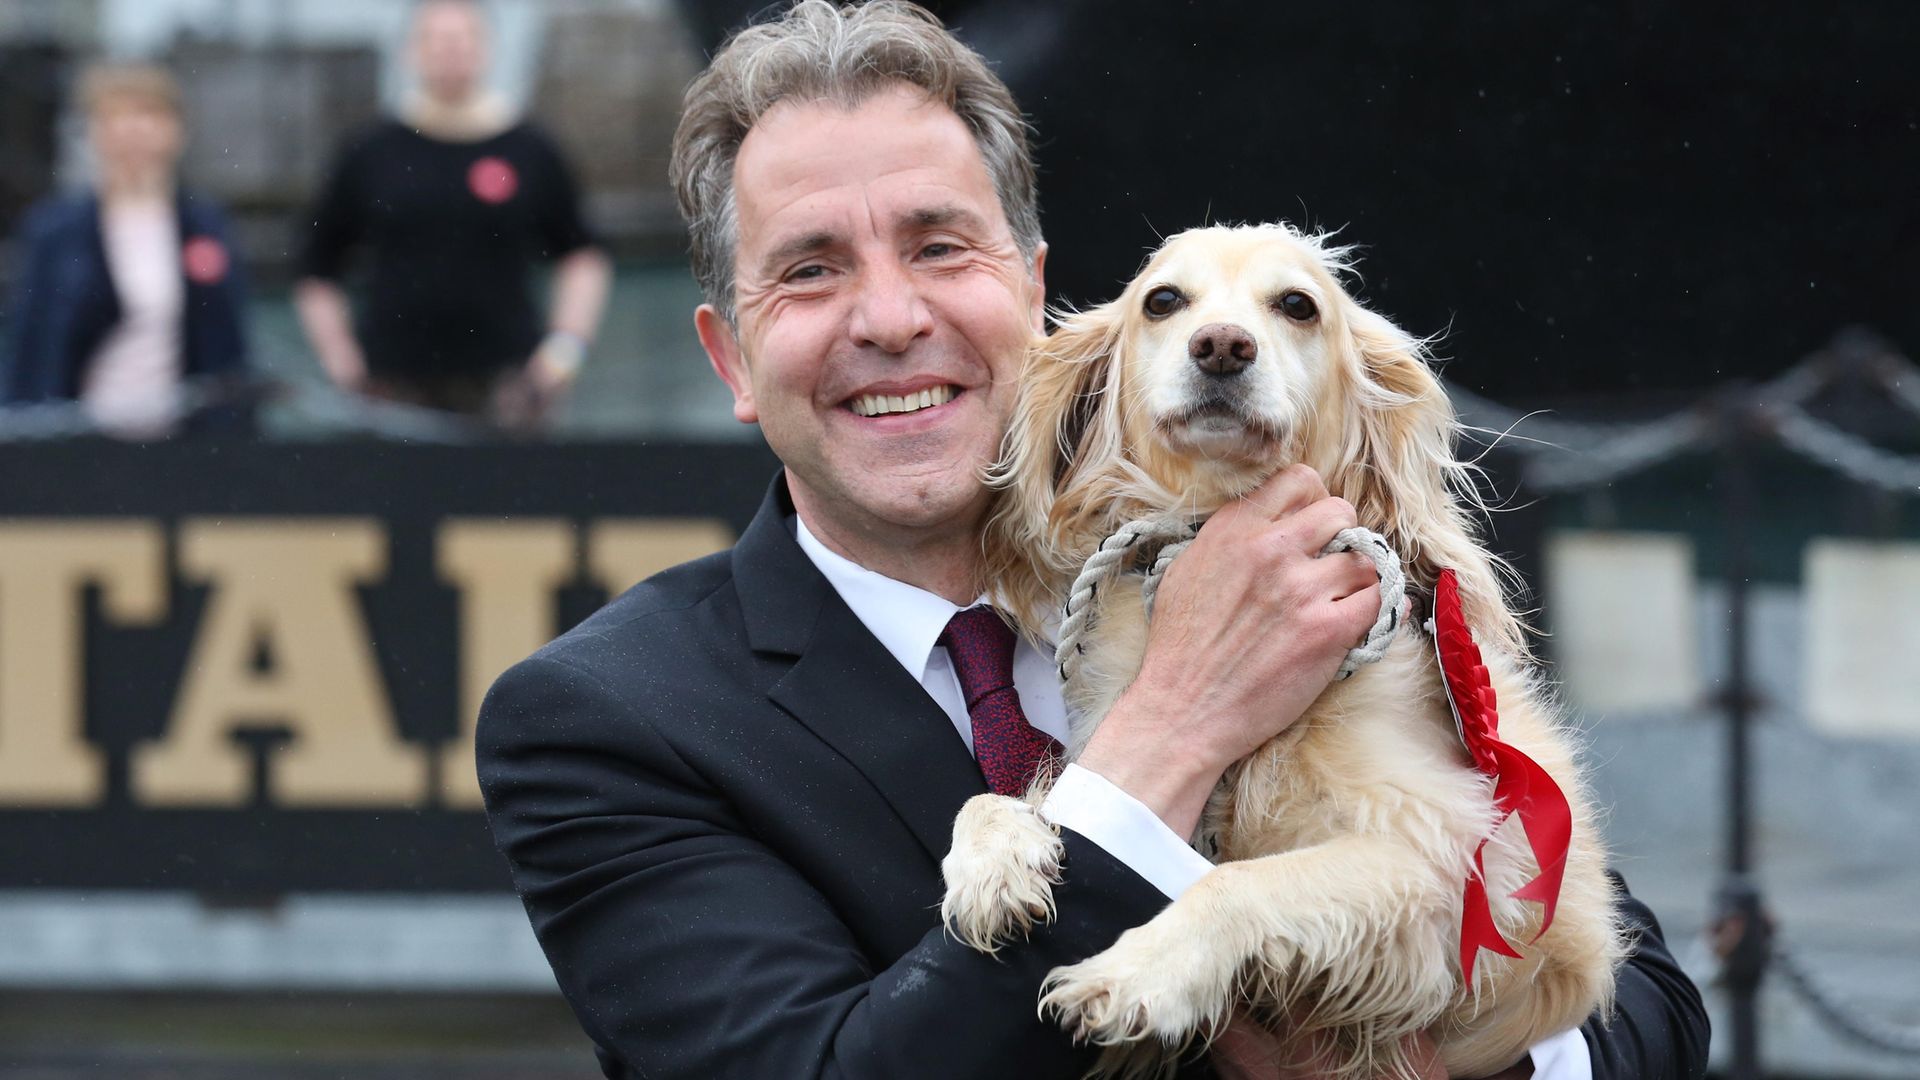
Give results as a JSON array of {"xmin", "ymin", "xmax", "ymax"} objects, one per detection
[
  {"xmin": 181, "ymin": 235, "xmax": 229, "ymax": 285},
  {"xmin": 1434, "ymin": 569, "xmax": 1574, "ymax": 982},
  {"xmin": 468, "ymin": 156, "xmax": 519, "ymax": 204}
]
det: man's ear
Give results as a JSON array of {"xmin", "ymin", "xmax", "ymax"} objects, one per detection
[
  {"xmin": 1026, "ymin": 241, "xmax": 1049, "ymax": 334},
  {"xmin": 695, "ymin": 304, "xmax": 757, "ymax": 424}
]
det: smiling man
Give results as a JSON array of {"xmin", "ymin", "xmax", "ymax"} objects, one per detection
[
  {"xmin": 475, "ymin": 4, "xmax": 1708, "ymax": 1079},
  {"xmin": 693, "ymin": 82, "xmax": 1041, "ymax": 603}
]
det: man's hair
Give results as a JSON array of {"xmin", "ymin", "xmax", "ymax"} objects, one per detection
[
  {"xmin": 78, "ymin": 63, "xmax": 183, "ymax": 120},
  {"xmin": 410, "ymin": 0, "xmax": 489, "ymax": 31},
  {"xmin": 669, "ymin": 0, "xmax": 1041, "ymax": 322}
]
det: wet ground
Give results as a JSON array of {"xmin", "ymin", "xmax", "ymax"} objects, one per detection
[{"xmin": 0, "ymin": 991, "xmax": 599, "ymax": 1079}]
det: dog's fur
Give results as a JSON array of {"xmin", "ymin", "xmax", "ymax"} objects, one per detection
[{"xmin": 940, "ymin": 224, "xmax": 1625, "ymax": 1079}]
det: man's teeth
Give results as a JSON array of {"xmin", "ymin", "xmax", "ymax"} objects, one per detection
[{"xmin": 850, "ymin": 385, "xmax": 956, "ymax": 417}]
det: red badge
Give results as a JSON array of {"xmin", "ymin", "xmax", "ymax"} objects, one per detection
[
  {"xmin": 1431, "ymin": 568, "xmax": 1574, "ymax": 983},
  {"xmin": 181, "ymin": 235, "xmax": 229, "ymax": 285},
  {"xmin": 467, "ymin": 156, "xmax": 519, "ymax": 204}
]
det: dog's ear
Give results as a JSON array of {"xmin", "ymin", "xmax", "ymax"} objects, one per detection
[
  {"xmin": 1336, "ymin": 304, "xmax": 1526, "ymax": 654},
  {"xmin": 984, "ymin": 302, "xmax": 1126, "ymax": 629}
]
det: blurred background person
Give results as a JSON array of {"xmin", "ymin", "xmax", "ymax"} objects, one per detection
[
  {"xmin": 295, "ymin": 0, "xmax": 611, "ymax": 435},
  {"xmin": 2, "ymin": 61, "xmax": 249, "ymax": 439}
]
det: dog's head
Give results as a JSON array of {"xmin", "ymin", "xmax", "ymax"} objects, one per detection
[{"xmin": 988, "ymin": 223, "xmax": 1520, "ymax": 651}]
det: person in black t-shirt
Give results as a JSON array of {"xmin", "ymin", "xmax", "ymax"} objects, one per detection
[{"xmin": 295, "ymin": 0, "xmax": 610, "ymax": 431}]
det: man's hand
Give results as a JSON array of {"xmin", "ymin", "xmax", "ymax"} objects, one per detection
[
  {"xmin": 1212, "ymin": 1014, "xmax": 1446, "ymax": 1080},
  {"xmin": 1074, "ymin": 464, "xmax": 1382, "ymax": 836},
  {"xmin": 292, "ymin": 278, "xmax": 370, "ymax": 394},
  {"xmin": 491, "ymin": 332, "xmax": 585, "ymax": 434}
]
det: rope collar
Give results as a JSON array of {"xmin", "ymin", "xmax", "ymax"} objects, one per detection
[{"xmin": 1053, "ymin": 515, "xmax": 1408, "ymax": 693}]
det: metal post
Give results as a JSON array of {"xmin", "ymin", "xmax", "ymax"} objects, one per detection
[{"xmin": 1715, "ymin": 389, "xmax": 1772, "ymax": 1080}]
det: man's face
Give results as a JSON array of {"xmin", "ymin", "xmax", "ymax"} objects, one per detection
[
  {"xmin": 696, "ymin": 84, "xmax": 1046, "ymax": 551},
  {"xmin": 411, "ymin": 0, "xmax": 489, "ymax": 104}
]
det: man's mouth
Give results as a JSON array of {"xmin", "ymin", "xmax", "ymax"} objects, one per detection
[{"xmin": 848, "ymin": 384, "xmax": 958, "ymax": 418}]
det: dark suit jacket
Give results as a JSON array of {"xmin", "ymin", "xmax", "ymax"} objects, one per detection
[
  {"xmin": 3, "ymin": 191, "xmax": 249, "ymax": 413},
  {"xmin": 478, "ymin": 476, "xmax": 1709, "ymax": 1080}
]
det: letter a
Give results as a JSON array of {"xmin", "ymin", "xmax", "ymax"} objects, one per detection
[{"xmin": 133, "ymin": 519, "xmax": 424, "ymax": 806}]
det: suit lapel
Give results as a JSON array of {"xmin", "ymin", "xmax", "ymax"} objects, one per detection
[{"xmin": 733, "ymin": 476, "xmax": 988, "ymax": 866}]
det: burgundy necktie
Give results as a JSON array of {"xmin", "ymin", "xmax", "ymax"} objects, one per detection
[{"xmin": 939, "ymin": 606, "xmax": 1064, "ymax": 796}]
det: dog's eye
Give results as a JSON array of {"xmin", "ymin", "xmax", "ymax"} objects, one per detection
[
  {"xmin": 1277, "ymin": 291, "xmax": 1319, "ymax": 323},
  {"xmin": 1143, "ymin": 286, "xmax": 1185, "ymax": 319}
]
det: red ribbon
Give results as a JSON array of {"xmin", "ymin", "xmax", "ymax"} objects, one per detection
[{"xmin": 1433, "ymin": 568, "xmax": 1573, "ymax": 982}]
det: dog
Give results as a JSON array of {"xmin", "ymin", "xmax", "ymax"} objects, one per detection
[{"xmin": 939, "ymin": 223, "xmax": 1625, "ymax": 1079}]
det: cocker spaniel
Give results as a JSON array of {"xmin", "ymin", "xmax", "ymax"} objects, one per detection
[{"xmin": 941, "ymin": 224, "xmax": 1623, "ymax": 1079}]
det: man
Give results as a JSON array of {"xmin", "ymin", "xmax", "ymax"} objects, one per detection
[
  {"xmin": 477, "ymin": 3, "xmax": 1708, "ymax": 1078},
  {"xmin": 295, "ymin": 0, "xmax": 610, "ymax": 431}
]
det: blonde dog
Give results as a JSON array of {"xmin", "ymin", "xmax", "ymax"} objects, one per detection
[{"xmin": 939, "ymin": 224, "xmax": 1624, "ymax": 1079}]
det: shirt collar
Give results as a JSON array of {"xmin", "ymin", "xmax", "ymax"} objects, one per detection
[{"xmin": 793, "ymin": 515, "xmax": 977, "ymax": 679}]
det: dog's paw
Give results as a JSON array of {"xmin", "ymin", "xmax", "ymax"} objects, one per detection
[
  {"xmin": 1041, "ymin": 919, "xmax": 1236, "ymax": 1049},
  {"xmin": 940, "ymin": 794, "xmax": 1064, "ymax": 953}
]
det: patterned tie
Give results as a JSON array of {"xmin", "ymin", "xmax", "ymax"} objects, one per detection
[{"xmin": 940, "ymin": 606, "xmax": 1064, "ymax": 796}]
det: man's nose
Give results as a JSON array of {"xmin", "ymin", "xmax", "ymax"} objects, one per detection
[
  {"xmin": 1189, "ymin": 322, "xmax": 1257, "ymax": 376},
  {"xmin": 849, "ymin": 261, "xmax": 934, "ymax": 354}
]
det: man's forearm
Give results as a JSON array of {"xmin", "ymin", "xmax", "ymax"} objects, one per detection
[
  {"xmin": 292, "ymin": 278, "xmax": 366, "ymax": 389},
  {"xmin": 546, "ymin": 247, "xmax": 611, "ymax": 342},
  {"xmin": 1073, "ymin": 681, "xmax": 1226, "ymax": 840}
]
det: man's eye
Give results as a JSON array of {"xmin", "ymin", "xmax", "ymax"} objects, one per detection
[
  {"xmin": 786, "ymin": 265, "xmax": 827, "ymax": 282},
  {"xmin": 920, "ymin": 242, "xmax": 955, "ymax": 259}
]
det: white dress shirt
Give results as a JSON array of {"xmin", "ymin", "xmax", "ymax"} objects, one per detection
[
  {"xmin": 84, "ymin": 199, "xmax": 183, "ymax": 439},
  {"xmin": 792, "ymin": 515, "xmax": 1590, "ymax": 1079}
]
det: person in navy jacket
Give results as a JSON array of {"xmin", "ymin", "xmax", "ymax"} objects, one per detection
[{"xmin": 2, "ymin": 63, "xmax": 248, "ymax": 437}]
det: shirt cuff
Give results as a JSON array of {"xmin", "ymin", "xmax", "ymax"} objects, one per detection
[
  {"xmin": 1039, "ymin": 763, "xmax": 1214, "ymax": 900},
  {"xmin": 1527, "ymin": 1027, "xmax": 1592, "ymax": 1080}
]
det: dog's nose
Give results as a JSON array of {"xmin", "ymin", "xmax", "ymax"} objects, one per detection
[{"xmin": 1189, "ymin": 323, "xmax": 1257, "ymax": 375}]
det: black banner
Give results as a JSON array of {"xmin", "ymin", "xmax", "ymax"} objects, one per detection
[{"xmin": 0, "ymin": 438, "xmax": 778, "ymax": 893}]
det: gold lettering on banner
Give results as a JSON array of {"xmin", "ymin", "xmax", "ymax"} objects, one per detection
[
  {"xmin": 436, "ymin": 520, "xmax": 576, "ymax": 808},
  {"xmin": 132, "ymin": 519, "xmax": 426, "ymax": 807},
  {"xmin": 587, "ymin": 519, "xmax": 734, "ymax": 595},
  {"xmin": 0, "ymin": 522, "xmax": 165, "ymax": 804}
]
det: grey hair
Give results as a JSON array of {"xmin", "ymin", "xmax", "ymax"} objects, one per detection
[{"xmin": 669, "ymin": 0, "xmax": 1042, "ymax": 322}]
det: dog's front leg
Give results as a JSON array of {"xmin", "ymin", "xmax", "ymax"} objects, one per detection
[
  {"xmin": 1041, "ymin": 835, "xmax": 1458, "ymax": 1067},
  {"xmin": 940, "ymin": 792, "xmax": 1065, "ymax": 953}
]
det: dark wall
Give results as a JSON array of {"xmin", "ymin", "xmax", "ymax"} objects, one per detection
[
  {"xmin": 689, "ymin": 1, "xmax": 1920, "ymax": 402},
  {"xmin": 1007, "ymin": 2, "xmax": 1918, "ymax": 401},
  {"xmin": 0, "ymin": 44, "xmax": 64, "ymax": 234}
]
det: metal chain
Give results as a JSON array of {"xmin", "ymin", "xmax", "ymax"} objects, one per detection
[
  {"xmin": 1444, "ymin": 381, "xmax": 1640, "ymax": 454},
  {"xmin": 1770, "ymin": 404, "xmax": 1920, "ymax": 494},
  {"xmin": 1522, "ymin": 411, "xmax": 1713, "ymax": 493},
  {"xmin": 1755, "ymin": 357, "xmax": 1831, "ymax": 410},
  {"xmin": 1445, "ymin": 349, "xmax": 1831, "ymax": 486},
  {"xmin": 1871, "ymin": 355, "xmax": 1920, "ymax": 421},
  {"xmin": 1772, "ymin": 938, "xmax": 1920, "ymax": 1055}
]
